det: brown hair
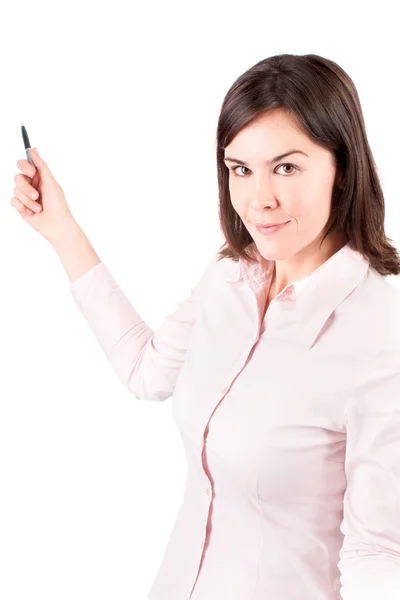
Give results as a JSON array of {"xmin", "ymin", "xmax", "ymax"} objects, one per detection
[{"xmin": 215, "ymin": 53, "xmax": 400, "ymax": 276}]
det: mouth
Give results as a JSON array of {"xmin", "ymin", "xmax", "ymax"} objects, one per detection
[
  {"xmin": 255, "ymin": 220, "xmax": 289, "ymax": 228},
  {"xmin": 254, "ymin": 221, "xmax": 289, "ymax": 234}
]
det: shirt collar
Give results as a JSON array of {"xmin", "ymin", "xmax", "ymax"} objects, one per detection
[{"xmin": 225, "ymin": 241, "xmax": 371, "ymax": 351}]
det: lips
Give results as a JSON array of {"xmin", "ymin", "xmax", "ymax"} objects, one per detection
[
  {"xmin": 254, "ymin": 221, "xmax": 289, "ymax": 235},
  {"xmin": 255, "ymin": 221, "xmax": 289, "ymax": 228}
]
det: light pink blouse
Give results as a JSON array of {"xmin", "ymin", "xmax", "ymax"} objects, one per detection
[{"xmin": 69, "ymin": 241, "xmax": 400, "ymax": 600}]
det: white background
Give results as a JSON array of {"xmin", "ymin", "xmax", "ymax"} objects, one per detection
[{"xmin": 1, "ymin": 1, "xmax": 399, "ymax": 598}]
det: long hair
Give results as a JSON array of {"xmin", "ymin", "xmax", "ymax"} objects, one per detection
[{"xmin": 215, "ymin": 53, "xmax": 400, "ymax": 276}]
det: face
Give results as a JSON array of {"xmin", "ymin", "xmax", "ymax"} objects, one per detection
[{"xmin": 223, "ymin": 109, "xmax": 341, "ymax": 262}]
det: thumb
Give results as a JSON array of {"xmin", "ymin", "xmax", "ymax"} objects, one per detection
[{"xmin": 31, "ymin": 147, "xmax": 49, "ymax": 174}]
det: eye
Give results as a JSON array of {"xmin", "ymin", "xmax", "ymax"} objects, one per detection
[
  {"xmin": 230, "ymin": 165, "xmax": 251, "ymax": 177},
  {"xmin": 276, "ymin": 163, "xmax": 298, "ymax": 175},
  {"xmin": 229, "ymin": 163, "xmax": 298, "ymax": 177}
]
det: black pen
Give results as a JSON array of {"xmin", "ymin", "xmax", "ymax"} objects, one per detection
[{"xmin": 21, "ymin": 122, "xmax": 34, "ymax": 168}]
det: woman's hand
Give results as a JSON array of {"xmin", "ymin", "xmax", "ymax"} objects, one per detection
[{"xmin": 11, "ymin": 148, "xmax": 78, "ymax": 244}]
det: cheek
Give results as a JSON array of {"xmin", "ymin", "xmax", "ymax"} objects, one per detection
[
  {"xmin": 284, "ymin": 198, "xmax": 305, "ymax": 219},
  {"xmin": 287, "ymin": 188, "xmax": 323, "ymax": 218},
  {"xmin": 290, "ymin": 199, "xmax": 331, "ymax": 228},
  {"xmin": 230, "ymin": 196, "xmax": 245, "ymax": 216}
]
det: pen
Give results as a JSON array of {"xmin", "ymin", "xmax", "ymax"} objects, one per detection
[{"xmin": 21, "ymin": 122, "xmax": 34, "ymax": 168}]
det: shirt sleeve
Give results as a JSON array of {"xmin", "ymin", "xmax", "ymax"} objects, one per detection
[
  {"xmin": 69, "ymin": 252, "xmax": 220, "ymax": 401},
  {"xmin": 338, "ymin": 367, "xmax": 400, "ymax": 599}
]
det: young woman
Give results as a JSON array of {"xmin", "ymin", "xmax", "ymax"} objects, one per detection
[{"xmin": 12, "ymin": 53, "xmax": 400, "ymax": 600}]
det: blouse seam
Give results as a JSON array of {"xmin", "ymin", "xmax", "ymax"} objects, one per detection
[{"xmin": 252, "ymin": 442, "xmax": 265, "ymax": 600}]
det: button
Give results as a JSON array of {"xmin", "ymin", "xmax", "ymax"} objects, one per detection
[{"xmin": 221, "ymin": 386, "xmax": 228, "ymax": 395}]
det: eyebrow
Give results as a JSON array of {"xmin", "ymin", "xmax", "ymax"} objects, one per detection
[{"xmin": 223, "ymin": 150, "xmax": 309, "ymax": 166}]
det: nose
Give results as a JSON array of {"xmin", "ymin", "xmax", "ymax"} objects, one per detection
[
  {"xmin": 251, "ymin": 182, "xmax": 278, "ymax": 210},
  {"xmin": 248, "ymin": 171, "xmax": 278, "ymax": 206}
]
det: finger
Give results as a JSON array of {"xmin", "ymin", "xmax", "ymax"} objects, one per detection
[
  {"xmin": 16, "ymin": 159, "xmax": 36, "ymax": 179},
  {"xmin": 11, "ymin": 196, "xmax": 34, "ymax": 216},
  {"xmin": 13, "ymin": 186, "xmax": 42, "ymax": 213},
  {"xmin": 30, "ymin": 148, "xmax": 50, "ymax": 177},
  {"xmin": 14, "ymin": 173, "xmax": 40, "ymax": 200}
]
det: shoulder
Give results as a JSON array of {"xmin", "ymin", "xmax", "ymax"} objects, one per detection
[
  {"xmin": 362, "ymin": 268, "xmax": 400, "ymax": 356},
  {"xmin": 364, "ymin": 268, "xmax": 400, "ymax": 318},
  {"xmin": 205, "ymin": 250, "xmax": 241, "ymax": 283}
]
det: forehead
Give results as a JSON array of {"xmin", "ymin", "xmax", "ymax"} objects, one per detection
[
  {"xmin": 224, "ymin": 111, "xmax": 332, "ymax": 163},
  {"xmin": 225, "ymin": 111, "xmax": 306, "ymax": 151}
]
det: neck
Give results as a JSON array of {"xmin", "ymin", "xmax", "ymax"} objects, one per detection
[{"xmin": 269, "ymin": 232, "xmax": 348, "ymax": 298}]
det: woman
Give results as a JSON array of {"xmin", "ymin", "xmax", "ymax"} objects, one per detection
[{"xmin": 11, "ymin": 53, "xmax": 400, "ymax": 600}]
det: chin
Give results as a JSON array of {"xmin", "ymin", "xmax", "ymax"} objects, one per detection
[
  {"xmin": 255, "ymin": 246, "xmax": 285, "ymax": 261},
  {"xmin": 255, "ymin": 242, "xmax": 293, "ymax": 262}
]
